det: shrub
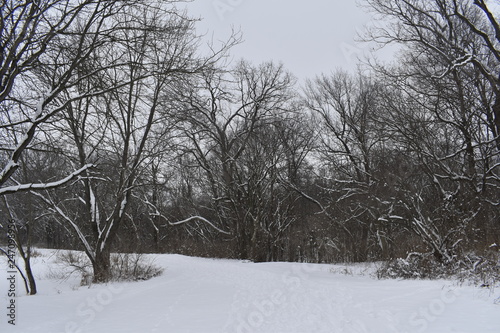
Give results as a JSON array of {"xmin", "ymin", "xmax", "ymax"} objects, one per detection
[
  {"xmin": 455, "ymin": 252, "xmax": 500, "ymax": 288},
  {"xmin": 109, "ymin": 253, "xmax": 164, "ymax": 282},
  {"xmin": 52, "ymin": 250, "xmax": 92, "ymax": 284},
  {"xmin": 52, "ymin": 251, "xmax": 163, "ymax": 286},
  {"xmin": 376, "ymin": 251, "xmax": 500, "ymax": 287},
  {"xmin": 29, "ymin": 248, "xmax": 43, "ymax": 258}
]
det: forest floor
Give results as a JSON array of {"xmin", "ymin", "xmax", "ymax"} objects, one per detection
[{"xmin": 1, "ymin": 249, "xmax": 499, "ymax": 332}]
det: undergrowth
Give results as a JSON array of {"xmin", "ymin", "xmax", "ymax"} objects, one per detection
[
  {"xmin": 376, "ymin": 251, "xmax": 500, "ymax": 289},
  {"xmin": 53, "ymin": 250, "xmax": 163, "ymax": 286}
]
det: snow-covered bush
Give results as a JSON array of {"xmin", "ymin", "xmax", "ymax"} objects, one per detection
[
  {"xmin": 455, "ymin": 252, "xmax": 500, "ymax": 288},
  {"xmin": 375, "ymin": 252, "xmax": 450, "ymax": 279},
  {"xmin": 376, "ymin": 251, "xmax": 500, "ymax": 287}
]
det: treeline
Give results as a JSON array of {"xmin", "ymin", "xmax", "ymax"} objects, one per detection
[{"xmin": 0, "ymin": 0, "xmax": 499, "ymax": 285}]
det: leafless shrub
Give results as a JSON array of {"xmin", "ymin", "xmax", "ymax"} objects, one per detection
[
  {"xmin": 330, "ymin": 266, "xmax": 354, "ymax": 276},
  {"xmin": 51, "ymin": 251, "xmax": 163, "ymax": 285},
  {"xmin": 376, "ymin": 251, "xmax": 500, "ymax": 288},
  {"xmin": 109, "ymin": 253, "xmax": 164, "ymax": 282},
  {"xmin": 455, "ymin": 252, "xmax": 500, "ymax": 288},
  {"xmin": 30, "ymin": 248, "xmax": 43, "ymax": 258},
  {"xmin": 50, "ymin": 250, "xmax": 92, "ymax": 285}
]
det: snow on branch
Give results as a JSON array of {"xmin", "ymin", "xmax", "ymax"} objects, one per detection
[
  {"xmin": 432, "ymin": 54, "xmax": 474, "ymax": 79},
  {"xmin": 0, "ymin": 164, "xmax": 95, "ymax": 195},
  {"xmin": 166, "ymin": 216, "xmax": 231, "ymax": 235},
  {"xmin": 137, "ymin": 194, "xmax": 231, "ymax": 235},
  {"xmin": 282, "ymin": 178, "xmax": 354, "ymax": 237},
  {"xmin": 29, "ymin": 190, "xmax": 95, "ymax": 261}
]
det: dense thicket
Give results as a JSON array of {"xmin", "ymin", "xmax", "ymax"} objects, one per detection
[{"xmin": 0, "ymin": 0, "xmax": 499, "ymax": 284}]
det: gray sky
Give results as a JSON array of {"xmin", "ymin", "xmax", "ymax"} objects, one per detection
[{"xmin": 183, "ymin": 1, "xmax": 375, "ymax": 82}]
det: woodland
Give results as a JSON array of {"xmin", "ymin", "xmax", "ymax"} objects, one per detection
[{"xmin": 0, "ymin": 0, "xmax": 499, "ymax": 291}]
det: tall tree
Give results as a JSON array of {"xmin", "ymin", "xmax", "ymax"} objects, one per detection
[
  {"xmin": 304, "ymin": 71, "xmax": 393, "ymax": 261},
  {"xmin": 363, "ymin": 0, "xmax": 500, "ymax": 259},
  {"xmin": 30, "ymin": 1, "xmax": 235, "ymax": 282},
  {"xmin": 171, "ymin": 60, "xmax": 297, "ymax": 260},
  {"xmin": 0, "ymin": 0, "xmax": 136, "ymax": 191}
]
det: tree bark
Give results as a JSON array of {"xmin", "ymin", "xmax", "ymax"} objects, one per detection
[{"xmin": 92, "ymin": 247, "xmax": 111, "ymax": 283}]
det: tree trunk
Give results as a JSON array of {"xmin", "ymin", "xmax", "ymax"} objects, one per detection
[
  {"xmin": 236, "ymin": 221, "xmax": 248, "ymax": 259},
  {"xmin": 250, "ymin": 219, "xmax": 259, "ymax": 262},
  {"xmin": 92, "ymin": 248, "xmax": 111, "ymax": 283},
  {"xmin": 24, "ymin": 257, "xmax": 37, "ymax": 295},
  {"xmin": 493, "ymin": 91, "xmax": 500, "ymax": 152},
  {"xmin": 12, "ymin": 222, "xmax": 37, "ymax": 295}
]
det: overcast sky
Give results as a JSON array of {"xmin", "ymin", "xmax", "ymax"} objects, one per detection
[{"xmin": 183, "ymin": 1, "xmax": 376, "ymax": 82}]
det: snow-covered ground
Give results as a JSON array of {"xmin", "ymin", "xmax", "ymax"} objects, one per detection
[{"xmin": 1, "ymin": 249, "xmax": 499, "ymax": 333}]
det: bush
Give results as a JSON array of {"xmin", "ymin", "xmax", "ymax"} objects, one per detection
[
  {"xmin": 52, "ymin": 250, "xmax": 92, "ymax": 284},
  {"xmin": 376, "ymin": 252, "xmax": 450, "ymax": 279},
  {"xmin": 109, "ymin": 253, "xmax": 164, "ymax": 282},
  {"xmin": 376, "ymin": 251, "xmax": 500, "ymax": 287},
  {"xmin": 455, "ymin": 252, "xmax": 500, "ymax": 288},
  {"xmin": 53, "ymin": 250, "xmax": 163, "ymax": 285},
  {"xmin": 29, "ymin": 248, "xmax": 43, "ymax": 258}
]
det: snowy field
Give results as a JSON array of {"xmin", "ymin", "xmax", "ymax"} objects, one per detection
[{"xmin": 1, "ymin": 249, "xmax": 499, "ymax": 333}]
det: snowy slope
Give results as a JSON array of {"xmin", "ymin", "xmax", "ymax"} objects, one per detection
[{"xmin": 1, "ymin": 249, "xmax": 499, "ymax": 333}]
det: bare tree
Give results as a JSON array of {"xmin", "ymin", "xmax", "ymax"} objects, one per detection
[
  {"xmin": 361, "ymin": 0, "xmax": 500, "ymax": 261},
  {"xmin": 0, "ymin": 0, "xmax": 147, "ymax": 291},
  {"xmin": 29, "ymin": 1, "xmax": 235, "ymax": 282},
  {"xmin": 304, "ymin": 70, "xmax": 393, "ymax": 261},
  {"xmin": 0, "ymin": 0, "xmax": 137, "ymax": 190},
  {"xmin": 363, "ymin": 0, "xmax": 500, "ymax": 177},
  {"xmin": 170, "ymin": 60, "xmax": 297, "ymax": 260}
]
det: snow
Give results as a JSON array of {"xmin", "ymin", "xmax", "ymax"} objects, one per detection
[
  {"xmin": 0, "ymin": 160, "xmax": 19, "ymax": 184},
  {"xmin": 1, "ymin": 249, "xmax": 499, "ymax": 333},
  {"xmin": 0, "ymin": 164, "xmax": 94, "ymax": 195},
  {"xmin": 89, "ymin": 187, "xmax": 101, "ymax": 236},
  {"xmin": 168, "ymin": 216, "xmax": 231, "ymax": 235}
]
